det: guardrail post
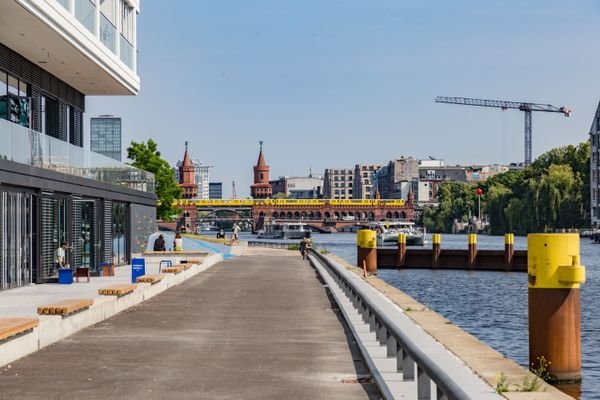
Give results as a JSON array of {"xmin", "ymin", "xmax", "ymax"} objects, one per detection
[
  {"xmin": 417, "ymin": 366, "xmax": 431, "ymax": 399},
  {"xmin": 402, "ymin": 351, "xmax": 415, "ymax": 380},
  {"xmin": 432, "ymin": 234, "xmax": 441, "ymax": 268},
  {"xmin": 357, "ymin": 229, "xmax": 377, "ymax": 274},
  {"xmin": 467, "ymin": 233, "xmax": 477, "ymax": 269},
  {"xmin": 386, "ymin": 334, "xmax": 396, "ymax": 358},
  {"xmin": 504, "ymin": 233, "xmax": 514, "ymax": 271},
  {"xmin": 528, "ymin": 233, "xmax": 585, "ymax": 382},
  {"xmin": 397, "ymin": 233, "xmax": 406, "ymax": 268}
]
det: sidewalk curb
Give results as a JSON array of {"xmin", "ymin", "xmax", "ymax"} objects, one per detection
[{"xmin": 0, "ymin": 253, "xmax": 223, "ymax": 368}]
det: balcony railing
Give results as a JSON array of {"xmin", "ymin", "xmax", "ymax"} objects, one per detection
[
  {"xmin": 120, "ymin": 35, "xmax": 134, "ymax": 69},
  {"xmin": 0, "ymin": 118, "xmax": 155, "ymax": 194}
]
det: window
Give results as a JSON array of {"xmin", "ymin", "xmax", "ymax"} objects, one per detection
[
  {"xmin": 75, "ymin": 0, "xmax": 97, "ymax": 34},
  {"xmin": 0, "ymin": 71, "xmax": 7, "ymax": 120},
  {"xmin": 100, "ymin": 0, "xmax": 117, "ymax": 53},
  {"xmin": 56, "ymin": 0, "xmax": 69, "ymax": 9}
]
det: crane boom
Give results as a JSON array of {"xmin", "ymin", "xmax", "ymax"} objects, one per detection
[
  {"xmin": 435, "ymin": 96, "xmax": 571, "ymax": 166},
  {"xmin": 435, "ymin": 96, "xmax": 571, "ymax": 115}
]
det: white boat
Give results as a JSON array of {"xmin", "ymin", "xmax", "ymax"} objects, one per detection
[
  {"xmin": 258, "ymin": 222, "xmax": 312, "ymax": 240},
  {"xmin": 368, "ymin": 221, "xmax": 426, "ymax": 246}
]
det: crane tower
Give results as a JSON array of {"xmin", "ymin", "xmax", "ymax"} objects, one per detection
[{"xmin": 435, "ymin": 96, "xmax": 571, "ymax": 166}]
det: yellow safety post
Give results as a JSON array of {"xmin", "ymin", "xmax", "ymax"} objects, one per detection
[
  {"xmin": 357, "ymin": 229, "xmax": 377, "ymax": 274},
  {"xmin": 504, "ymin": 233, "xmax": 514, "ymax": 271},
  {"xmin": 528, "ymin": 233, "xmax": 585, "ymax": 382},
  {"xmin": 397, "ymin": 233, "xmax": 407, "ymax": 268},
  {"xmin": 432, "ymin": 233, "xmax": 441, "ymax": 268},
  {"xmin": 467, "ymin": 233, "xmax": 477, "ymax": 269}
]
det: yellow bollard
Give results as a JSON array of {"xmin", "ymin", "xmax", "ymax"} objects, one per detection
[
  {"xmin": 397, "ymin": 233, "xmax": 407, "ymax": 268},
  {"xmin": 432, "ymin": 233, "xmax": 441, "ymax": 268},
  {"xmin": 528, "ymin": 233, "xmax": 585, "ymax": 382},
  {"xmin": 357, "ymin": 229, "xmax": 377, "ymax": 274},
  {"xmin": 467, "ymin": 233, "xmax": 477, "ymax": 269},
  {"xmin": 504, "ymin": 233, "xmax": 514, "ymax": 270}
]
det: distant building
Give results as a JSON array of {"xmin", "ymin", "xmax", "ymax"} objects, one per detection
[
  {"xmin": 251, "ymin": 141, "xmax": 272, "ymax": 198},
  {"xmin": 209, "ymin": 182, "xmax": 223, "ymax": 199},
  {"xmin": 270, "ymin": 176, "xmax": 323, "ymax": 199},
  {"xmin": 353, "ymin": 164, "xmax": 381, "ymax": 199},
  {"xmin": 173, "ymin": 145, "xmax": 212, "ymax": 200},
  {"xmin": 590, "ymin": 102, "xmax": 600, "ymax": 226},
  {"xmin": 323, "ymin": 168, "xmax": 354, "ymax": 199},
  {"xmin": 90, "ymin": 115, "xmax": 122, "ymax": 161},
  {"xmin": 372, "ymin": 157, "xmax": 419, "ymax": 199}
]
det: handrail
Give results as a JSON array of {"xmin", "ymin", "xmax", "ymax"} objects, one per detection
[{"xmin": 309, "ymin": 249, "xmax": 473, "ymax": 400}]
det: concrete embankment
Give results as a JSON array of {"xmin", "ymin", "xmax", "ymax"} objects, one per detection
[{"xmin": 324, "ymin": 252, "xmax": 573, "ymax": 399}]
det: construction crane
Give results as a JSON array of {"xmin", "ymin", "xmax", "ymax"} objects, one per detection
[
  {"xmin": 435, "ymin": 96, "xmax": 571, "ymax": 166},
  {"xmin": 232, "ymin": 181, "xmax": 237, "ymax": 199}
]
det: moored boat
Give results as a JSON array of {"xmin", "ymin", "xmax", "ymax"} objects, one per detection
[
  {"xmin": 368, "ymin": 221, "xmax": 426, "ymax": 246},
  {"xmin": 257, "ymin": 222, "xmax": 312, "ymax": 240}
]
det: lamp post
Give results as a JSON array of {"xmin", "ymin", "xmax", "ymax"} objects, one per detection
[{"xmin": 476, "ymin": 188, "xmax": 484, "ymax": 221}]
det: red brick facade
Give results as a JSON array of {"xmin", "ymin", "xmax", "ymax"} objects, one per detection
[{"xmin": 250, "ymin": 141, "xmax": 272, "ymax": 198}]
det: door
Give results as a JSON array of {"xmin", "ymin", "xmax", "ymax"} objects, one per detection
[{"xmin": 1, "ymin": 191, "xmax": 33, "ymax": 290}]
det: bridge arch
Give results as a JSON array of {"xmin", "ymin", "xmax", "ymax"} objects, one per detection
[
  {"xmin": 202, "ymin": 209, "xmax": 248, "ymax": 219},
  {"xmin": 400, "ymin": 211, "xmax": 407, "ymax": 219},
  {"xmin": 393, "ymin": 211, "xmax": 399, "ymax": 219},
  {"xmin": 324, "ymin": 212, "xmax": 331, "ymax": 219},
  {"xmin": 316, "ymin": 211, "xmax": 322, "ymax": 219},
  {"xmin": 368, "ymin": 212, "xmax": 375, "ymax": 221},
  {"xmin": 386, "ymin": 212, "xmax": 392, "ymax": 219},
  {"xmin": 301, "ymin": 211, "xmax": 307, "ymax": 219},
  {"xmin": 286, "ymin": 211, "xmax": 293, "ymax": 219},
  {"xmin": 294, "ymin": 211, "xmax": 300, "ymax": 219},
  {"xmin": 272, "ymin": 211, "xmax": 279, "ymax": 218},
  {"xmin": 308, "ymin": 212, "xmax": 314, "ymax": 219}
]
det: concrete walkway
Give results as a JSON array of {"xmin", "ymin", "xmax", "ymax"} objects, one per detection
[{"xmin": 0, "ymin": 248, "xmax": 380, "ymax": 400}]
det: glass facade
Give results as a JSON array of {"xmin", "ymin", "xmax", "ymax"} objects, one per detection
[
  {"xmin": 90, "ymin": 116, "xmax": 122, "ymax": 161},
  {"xmin": 56, "ymin": 0, "xmax": 69, "ymax": 9},
  {"xmin": 112, "ymin": 202, "xmax": 128, "ymax": 265},
  {"xmin": 0, "ymin": 191, "xmax": 33, "ymax": 290},
  {"xmin": 75, "ymin": 0, "xmax": 97, "ymax": 34}
]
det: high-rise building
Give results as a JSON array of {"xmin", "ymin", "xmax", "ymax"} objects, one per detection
[
  {"xmin": 353, "ymin": 164, "xmax": 380, "ymax": 199},
  {"xmin": 323, "ymin": 168, "xmax": 354, "ymax": 199},
  {"xmin": 270, "ymin": 176, "xmax": 323, "ymax": 199},
  {"xmin": 0, "ymin": 0, "xmax": 152, "ymax": 291},
  {"xmin": 250, "ymin": 141, "xmax": 272, "ymax": 198},
  {"xmin": 90, "ymin": 115, "xmax": 122, "ymax": 161},
  {"xmin": 209, "ymin": 182, "xmax": 223, "ymax": 199}
]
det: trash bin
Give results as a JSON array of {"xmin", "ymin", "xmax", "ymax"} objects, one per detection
[{"xmin": 58, "ymin": 268, "xmax": 73, "ymax": 284}]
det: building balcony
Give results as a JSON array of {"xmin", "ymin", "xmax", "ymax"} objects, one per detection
[
  {"xmin": 0, "ymin": 0, "xmax": 140, "ymax": 95},
  {"xmin": 0, "ymin": 118, "xmax": 154, "ymax": 192}
]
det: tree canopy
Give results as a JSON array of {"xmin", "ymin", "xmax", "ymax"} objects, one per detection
[{"xmin": 127, "ymin": 139, "xmax": 182, "ymax": 221}]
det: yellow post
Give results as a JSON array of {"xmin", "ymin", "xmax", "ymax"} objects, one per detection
[
  {"xmin": 467, "ymin": 233, "xmax": 477, "ymax": 269},
  {"xmin": 432, "ymin": 233, "xmax": 441, "ymax": 268},
  {"xmin": 504, "ymin": 233, "xmax": 514, "ymax": 270},
  {"xmin": 528, "ymin": 233, "xmax": 585, "ymax": 382},
  {"xmin": 397, "ymin": 233, "xmax": 407, "ymax": 268},
  {"xmin": 357, "ymin": 229, "xmax": 377, "ymax": 274}
]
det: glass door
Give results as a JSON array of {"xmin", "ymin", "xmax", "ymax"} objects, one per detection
[
  {"xmin": 80, "ymin": 201, "xmax": 94, "ymax": 270},
  {"xmin": 1, "ymin": 191, "xmax": 33, "ymax": 290}
]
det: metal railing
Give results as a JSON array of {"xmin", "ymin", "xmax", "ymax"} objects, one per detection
[
  {"xmin": 309, "ymin": 249, "xmax": 474, "ymax": 400},
  {"xmin": 247, "ymin": 241, "xmax": 294, "ymax": 250}
]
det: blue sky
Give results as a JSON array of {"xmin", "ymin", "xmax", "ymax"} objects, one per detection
[{"xmin": 88, "ymin": 0, "xmax": 600, "ymax": 197}]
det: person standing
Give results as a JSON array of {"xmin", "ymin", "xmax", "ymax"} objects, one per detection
[
  {"xmin": 232, "ymin": 224, "xmax": 240, "ymax": 243},
  {"xmin": 174, "ymin": 232, "xmax": 184, "ymax": 252},
  {"xmin": 56, "ymin": 241, "xmax": 68, "ymax": 271}
]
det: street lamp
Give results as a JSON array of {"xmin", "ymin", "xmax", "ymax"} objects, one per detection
[{"xmin": 476, "ymin": 188, "xmax": 484, "ymax": 221}]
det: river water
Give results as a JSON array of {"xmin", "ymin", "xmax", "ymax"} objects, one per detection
[{"xmin": 239, "ymin": 232, "xmax": 599, "ymax": 399}]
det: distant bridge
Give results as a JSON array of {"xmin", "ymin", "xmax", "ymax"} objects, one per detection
[{"xmin": 175, "ymin": 198, "xmax": 415, "ymax": 233}]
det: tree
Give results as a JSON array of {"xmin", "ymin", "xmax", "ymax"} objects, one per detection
[{"xmin": 127, "ymin": 139, "xmax": 182, "ymax": 221}]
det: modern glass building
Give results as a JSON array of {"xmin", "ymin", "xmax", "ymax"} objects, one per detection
[
  {"xmin": 0, "ymin": 0, "xmax": 155, "ymax": 291},
  {"xmin": 91, "ymin": 115, "xmax": 122, "ymax": 161},
  {"xmin": 209, "ymin": 182, "xmax": 223, "ymax": 199}
]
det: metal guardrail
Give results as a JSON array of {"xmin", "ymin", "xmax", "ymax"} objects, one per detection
[
  {"xmin": 247, "ymin": 241, "xmax": 294, "ymax": 250},
  {"xmin": 309, "ymin": 249, "xmax": 475, "ymax": 400}
]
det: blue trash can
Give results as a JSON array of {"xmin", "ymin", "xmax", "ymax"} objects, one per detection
[{"xmin": 58, "ymin": 268, "xmax": 73, "ymax": 284}]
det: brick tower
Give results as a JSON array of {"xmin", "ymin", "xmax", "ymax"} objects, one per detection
[
  {"xmin": 178, "ymin": 141, "xmax": 198, "ymax": 199},
  {"xmin": 250, "ymin": 141, "xmax": 272, "ymax": 199}
]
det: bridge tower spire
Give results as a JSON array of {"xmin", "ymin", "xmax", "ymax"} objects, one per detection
[{"xmin": 251, "ymin": 141, "xmax": 272, "ymax": 199}]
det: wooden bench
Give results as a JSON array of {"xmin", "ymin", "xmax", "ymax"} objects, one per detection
[
  {"xmin": 161, "ymin": 266, "xmax": 184, "ymax": 274},
  {"xmin": 136, "ymin": 274, "xmax": 164, "ymax": 284},
  {"xmin": 183, "ymin": 258, "xmax": 203, "ymax": 265},
  {"xmin": 178, "ymin": 263, "xmax": 193, "ymax": 271},
  {"xmin": 0, "ymin": 318, "xmax": 39, "ymax": 342},
  {"xmin": 98, "ymin": 284, "xmax": 138, "ymax": 296},
  {"xmin": 37, "ymin": 299, "xmax": 94, "ymax": 316}
]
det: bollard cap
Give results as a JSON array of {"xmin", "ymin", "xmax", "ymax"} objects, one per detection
[
  {"xmin": 398, "ymin": 233, "xmax": 407, "ymax": 244},
  {"xmin": 527, "ymin": 234, "xmax": 585, "ymax": 289},
  {"xmin": 504, "ymin": 233, "xmax": 514, "ymax": 245},
  {"xmin": 432, "ymin": 233, "xmax": 441, "ymax": 245},
  {"xmin": 361, "ymin": 229, "xmax": 377, "ymax": 249},
  {"xmin": 468, "ymin": 233, "xmax": 477, "ymax": 245}
]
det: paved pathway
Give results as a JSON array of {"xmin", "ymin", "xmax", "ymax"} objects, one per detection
[{"xmin": 0, "ymin": 248, "xmax": 379, "ymax": 400}]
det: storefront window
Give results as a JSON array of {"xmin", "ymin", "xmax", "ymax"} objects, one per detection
[
  {"xmin": 112, "ymin": 202, "xmax": 128, "ymax": 265},
  {"xmin": 0, "ymin": 71, "xmax": 7, "ymax": 120}
]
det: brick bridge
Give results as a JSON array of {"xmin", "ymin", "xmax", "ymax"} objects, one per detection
[{"xmin": 175, "ymin": 199, "xmax": 415, "ymax": 233}]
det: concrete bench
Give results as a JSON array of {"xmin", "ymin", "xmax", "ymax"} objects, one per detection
[
  {"xmin": 37, "ymin": 299, "xmax": 94, "ymax": 316},
  {"xmin": 0, "ymin": 318, "xmax": 39, "ymax": 342},
  {"xmin": 136, "ymin": 274, "xmax": 165, "ymax": 284},
  {"xmin": 98, "ymin": 284, "xmax": 138, "ymax": 296},
  {"xmin": 161, "ymin": 266, "xmax": 184, "ymax": 274}
]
